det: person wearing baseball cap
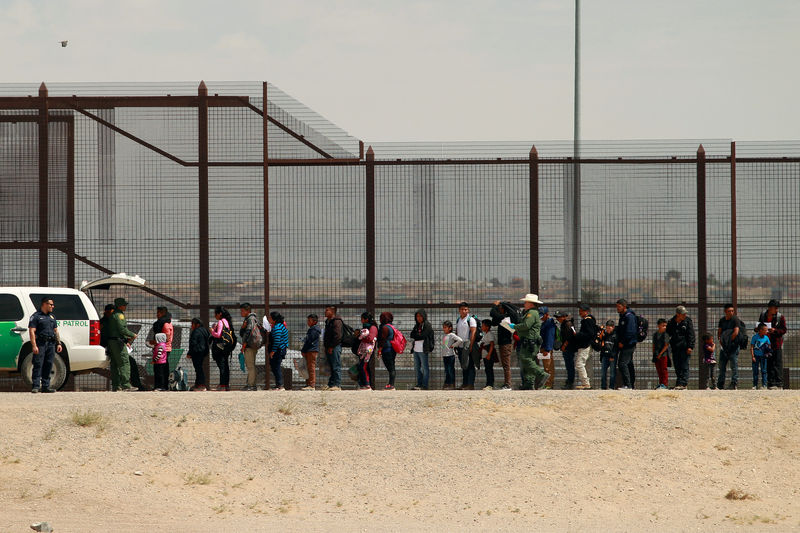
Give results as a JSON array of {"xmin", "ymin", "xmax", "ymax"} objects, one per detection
[
  {"xmin": 108, "ymin": 297, "xmax": 138, "ymax": 391},
  {"xmin": 760, "ymin": 299, "xmax": 787, "ymax": 389},
  {"xmin": 666, "ymin": 305, "xmax": 695, "ymax": 390},
  {"xmin": 538, "ymin": 306, "xmax": 557, "ymax": 389}
]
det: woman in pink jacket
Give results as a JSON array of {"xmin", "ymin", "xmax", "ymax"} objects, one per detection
[{"xmin": 209, "ymin": 306, "xmax": 236, "ymax": 391}]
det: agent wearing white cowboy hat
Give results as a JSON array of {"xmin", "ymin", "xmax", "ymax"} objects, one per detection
[{"xmin": 509, "ymin": 294, "xmax": 549, "ymax": 390}]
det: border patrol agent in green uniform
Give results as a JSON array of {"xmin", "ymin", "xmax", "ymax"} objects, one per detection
[
  {"xmin": 108, "ymin": 297, "xmax": 138, "ymax": 391},
  {"xmin": 511, "ymin": 294, "xmax": 550, "ymax": 390}
]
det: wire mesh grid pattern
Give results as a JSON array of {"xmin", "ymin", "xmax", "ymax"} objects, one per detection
[{"xmin": 1, "ymin": 81, "xmax": 799, "ymax": 391}]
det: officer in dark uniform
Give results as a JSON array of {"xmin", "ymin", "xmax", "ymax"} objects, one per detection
[{"xmin": 28, "ymin": 296, "xmax": 62, "ymax": 393}]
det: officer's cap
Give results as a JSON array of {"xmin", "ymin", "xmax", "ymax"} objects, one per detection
[{"xmin": 114, "ymin": 297, "xmax": 129, "ymax": 307}]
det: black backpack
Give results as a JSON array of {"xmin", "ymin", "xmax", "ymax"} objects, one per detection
[
  {"xmin": 339, "ymin": 320, "xmax": 358, "ymax": 348},
  {"xmin": 215, "ymin": 324, "xmax": 236, "ymax": 353},
  {"xmin": 634, "ymin": 313, "xmax": 649, "ymax": 342}
]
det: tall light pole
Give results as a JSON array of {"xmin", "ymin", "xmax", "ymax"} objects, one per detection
[{"xmin": 572, "ymin": 0, "xmax": 582, "ymax": 303}]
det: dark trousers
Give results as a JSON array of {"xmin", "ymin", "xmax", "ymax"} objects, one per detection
[
  {"xmin": 443, "ymin": 355, "xmax": 456, "ymax": 385},
  {"xmin": 270, "ymin": 347, "xmax": 286, "ymax": 388},
  {"xmin": 617, "ymin": 346, "xmax": 635, "ymax": 388},
  {"xmin": 357, "ymin": 357, "xmax": 372, "ymax": 387},
  {"xmin": 654, "ymin": 355, "xmax": 669, "ymax": 387},
  {"xmin": 32, "ymin": 340, "xmax": 56, "ymax": 389},
  {"xmin": 458, "ymin": 348, "xmax": 476, "ymax": 387},
  {"xmin": 190, "ymin": 352, "xmax": 206, "ymax": 387},
  {"xmin": 767, "ymin": 348, "xmax": 783, "ymax": 388},
  {"xmin": 213, "ymin": 351, "xmax": 230, "ymax": 387},
  {"xmin": 717, "ymin": 347, "xmax": 739, "ymax": 388},
  {"xmin": 153, "ymin": 362, "xmax": 170, "ymax": 390},
  {"xmin": 484, "ymin": 359, "xmax": 495, "ymax": 388},
  {"xmin": 753, "ymin": 356, "xmax": 768, "ymax": 387},
  {"xmin": 600, "ymin": 355, "xmax": 616, "ymax": 390},
  {"xmin": 705, "ymin": 362, "xmax": 717, "ymax": 388},
  {"xmin": 382, "ymin": 349, "xmax": 396, "ymax": 386},
  {"xmin": 129, "ymin": 356, "xmax": 144, "ymax": 389},
  {"xmin": 673, "ymin": 349, "xmax": 690, "ymax": 387},
  {"xmin": 562, "ymin": 350, "xmax": 576, "ymax": 385},
  {"xmin": 326, "ymin": 345, "xmax": 342, "ymax": 387}
]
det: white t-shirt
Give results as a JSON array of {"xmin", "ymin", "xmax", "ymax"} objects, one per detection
[
  {"xmin": 479, "ymin": 330, "xmax": 496, "ymax": 348},
  {"xmin": 413, "ymin": 340, "xmax": 424, "ymax": 352},
  {"xmin": 456, "ymin": 315, "xmax": 477, "ymax": 346}
]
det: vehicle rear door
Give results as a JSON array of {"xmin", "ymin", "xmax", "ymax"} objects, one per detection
[{"xmin": 0, "ymin": 291, "xmax": 27, "ymax": 369}]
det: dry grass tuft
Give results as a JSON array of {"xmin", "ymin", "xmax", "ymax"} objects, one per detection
[{"xmin": 725, "ymin": 489, "xmax": 757, "ymax": 501}]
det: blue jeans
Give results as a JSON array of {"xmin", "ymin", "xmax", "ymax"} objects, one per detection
[
  {"xmin": 413, "ymin": 351, "xmax": 430, "ymax": 389},
  {"xmin": 600, "ymin": 354, "xmax": 617, "ymax": 389},
  {"xmin": 752, "ymin": 356, "xmax": 767, "ymax": 387},
  {"xmin": 327, "ymin": 345, "xmax": 342, "ymax": 387},
  {"xmin": 717, "ymin": 347, "xmax": 739, "ymax": 388},
  {"xmin": 270, "ymin": 346, "xmax": 286, "ymax": 388},
  {"xmin": 443, "ymin": 355, "xmax": 456, "ymax": 386},
  {"xmin": 562, "ymin": 350, "xmax": 576, "ymax": 384}
]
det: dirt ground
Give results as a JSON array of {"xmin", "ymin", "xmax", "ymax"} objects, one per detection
[{"xmin": 1, "ymin": 390, "xmax": 798, "ymax": 532}]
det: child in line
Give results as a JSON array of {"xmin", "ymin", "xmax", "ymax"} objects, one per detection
[
  {"xmin": 701, "ymin": 332, "xmax": 717, "ymax": 389},
  {"xmin": 267, "ymin": 312, "xmax": 289, "ymax": 391},
  {"xmin": 651, "ymin": 318, "xmax": 670, "ymax": 390},
  {"xmin": 300, "ymin": 314, "xmax": 323, "ymax": 391},
  {"xmin": 152, "ymin": 332, "xmax": 169, "ymax": 391},
  {"xmin": 441, "ymin": 321, "xmax": 463, "ymax": 390},
  {"xmin": 479, "ymin": 319, "xmax": 497, "ymax": 390},
  {"xmin": 593, "ymin": 320, "xmax": 618, "ymax": 390},
  {"xmin": 750, "ymin": 322, "xmax": 771, "ymax": 390}
]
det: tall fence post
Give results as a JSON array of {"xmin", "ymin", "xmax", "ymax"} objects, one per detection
[
  {"xmin": 38, "ymin": 82, "xmax": 49, "ymax": 286},
  {"xmin": 67, "ymin": 118, "xmax": 75, "ymax": 288},
  {"xmin": 198, "ymin": 81, "xmax": 210, "ymax": 329},
  {"xmin": 529, "ymin": 145, "xmax": 539, "ymax": 294},
  {"xmin": 263, "ymin": 82, "xmax": 270, "ymax": 313},
  {"xmin": 365, "ymin": 147, "xmax": 376, "ymax": 315},
  {"xmin": 730, "ymin": 141, "xmax": 737, "ymax": 309},
  {"xmin": 697, "ymin": 144, "xmax": 708, "ymax": 388}
]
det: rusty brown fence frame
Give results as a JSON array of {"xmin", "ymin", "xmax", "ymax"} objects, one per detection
[{"xmin": 3, "ymin": 82, "xmax": 800, "ymax": 389}]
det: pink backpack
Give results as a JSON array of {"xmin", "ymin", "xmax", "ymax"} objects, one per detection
[{"xmin": 388, "ymin": 324, "xmax": 407, "ymax": 354}]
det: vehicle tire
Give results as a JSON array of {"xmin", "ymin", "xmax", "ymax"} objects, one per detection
[{"xmin": 19, "ymin": 350, "xmax": 69, "ymax": 390}]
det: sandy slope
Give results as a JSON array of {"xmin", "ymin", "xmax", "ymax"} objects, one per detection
[{"xmin": 1, "ymin": 390, "xmax": 798, "ymax": 532}]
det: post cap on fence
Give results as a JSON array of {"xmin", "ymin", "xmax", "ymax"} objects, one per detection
[
  {"xmin": 697, "ymin": 144, "xmax": 705, "ymax": 156},
  {"xmin": 39, "ymin": 82, "xmax": 47, "ymax": 96},
  {"xmin": 366, "ymin": 146, "xmax": 374, "ymax": 160},
  {"xmin": 530, "ymin": 145, "xmax": 538, "ymax": 159},
  {"xmin": 198, "ymin": 80, "xmax": 207, "ymax": 96}
]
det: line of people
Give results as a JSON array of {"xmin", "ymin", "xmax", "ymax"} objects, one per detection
[{"xmin": 100, "ymin": 294, "xmax": 788, "ymax": 392}]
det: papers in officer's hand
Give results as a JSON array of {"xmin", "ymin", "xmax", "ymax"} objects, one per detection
[
  {"xmin": 126, "ymin": 344, "xmax": 133, "ymax": 354},
  {"xmin": 537, "ymin": 353, "xmax": 551, "ymax": 360},
  {"xmin": 500, "ymin": 317, "xmax": 515, "ymax": 332}
]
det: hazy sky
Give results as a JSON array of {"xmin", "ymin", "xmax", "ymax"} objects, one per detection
[{"xmin": 1, "ymin": 0, "xmax": 798, "ymax": 142}]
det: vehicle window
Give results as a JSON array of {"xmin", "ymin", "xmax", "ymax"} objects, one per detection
[
  {"xmin": 29, "ymin": 294, "xmax": 88, "ymax": 320},
  {"xmin": 0, "ymin": 294, "xmax": 24, "ymax": 321}
]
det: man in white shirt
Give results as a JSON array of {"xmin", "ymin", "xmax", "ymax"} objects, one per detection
[{"xmin": 455, "ymin": 302, "xmax": 478, "ymax": 390}]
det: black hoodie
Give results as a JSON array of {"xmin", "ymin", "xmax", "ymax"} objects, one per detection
[{"xmin": 410, "ymin": 309, "xmax": 436, "ymax": 353}]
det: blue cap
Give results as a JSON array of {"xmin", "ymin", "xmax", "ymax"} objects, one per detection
[{"xmin": 538, "ymin": 306, "xmax": 549, "ymax": 316}]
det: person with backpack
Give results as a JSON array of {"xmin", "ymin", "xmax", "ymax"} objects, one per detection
[
  {"xmin": 717, "ymin": 304, "xmax": 745, "ymax": 390},
  {"xmin": 555, "ymin": 310, "xmax": 576, "ymax": 389},
  {"xmin": 355, "ymin": 312, "xmax": 378, "ymax": 390},
  {"xmin": 538, "ymin": 306, "xmax": 557, "ymax": 390},
  {"xmin": 455, "ymin": 302, "xmax": 479, "ymax": 390},
  {"xmin": 666, "ymin": 305, "xmax": 695, "ymax": 390},
  {"xmin": 188, "ymin": 317, "xmax": 210, "ymax": 391},
  {"xmin": 239, "ymin": 303, "xmax": 262, "ymax": 391},
  {"xmin": 378, "ymin": 312, "xmax": 398, "ymax": 390},
  {"xmin": 760, "ymin": 299, "xmax": 787, "ymax": 389},
  {"xmin": 573, "ymin": 304, "xmax": 597, "ymax": 390},
  {"xmin": 410, "ymin": 309, "xmax": 435, "ymax": 390},
  {"xmin": 210, "ymin": 306, "xmax": 236, "ymax": 391},
  {"xmin": 323, "ymin": 305, "xmax": 344, "ymax": 391},
  {"xmin": 509, "ymin": 294, "xmax": 549, "ymax": 390},
  {"xmin": 267, "ymin": 311, "xmax": 288, "ymax": 391},
  {"xmin": 300, "ymin": 314, "xmax": 323, "ymax": 390},
  {"xmin": 750, "ymin": 322, "xmax": 771, "ymax": 389},
  {"xmin": 615, "ymin": 299, "xmax": 638, "ymax": 389},
  {"xmin": 490, "ymin": 301, "xmax": 520, "ymax": 390}
]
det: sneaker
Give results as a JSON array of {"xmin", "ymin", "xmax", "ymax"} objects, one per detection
[
  {"xmin": 562, "ymin": 380, "xmax": 574, "ymax": 390},
  {"xmin": 768, "ymin": 386, "xmax": 778, "ymax": 390},
  {"xmin": 190, "ymin": 385, "xmax": 207, "ymax": 391},
  {"xmin": 534, "ymin": 372, "xmax": 550, "ymax": 390},
  {"xmin": 384, "ymin": 384, "xmax": 395, "ymax": 390},
  {"xmin": 657, "ymin": 384, "xmax": 668, "ymax": 390},
  {"xmin": 752, "ymin": 386, "xmax": 758, "ymax": 390},
  {"xmin": 301, "ymin": 386, "xmax": 315, "ymax": 391},
  {"xmin": 328, "ymin": 386, "xmax": 342, "ymax": 391},
  {"xmin": 501, "ymin": 384, "xmax": 512, "ymax": 391},
  {"xmin": 674, "ymin": 385, "xmax": 686, "ymax": 390},
  {"xmin": 31, "ymin": 387, "xmax": 39, "ymax": 394},
  {"xmin": 483, "ymin": 386, "xmax": 493, "ymax": 391},
  {"xmin": 358, "ymin": 386, "xmax": 372, "ymax": 391},
  {"xmin": 121, "ymin": 387, "xmax": 139, "ymax": 392},
  {"xmin": 575, "ymin": 384, "xmax": 591, "ymax": 390},
  {"xmin": 729, "ymin": 384, "xmax": 738, "ymax": 390},
  {"xmin": 274, "ymin": 387, "xmax": 285, "ymax": 391},
  {"xmin": 410, "ymin": 386, "xmax": 422, "ymax": 391},
  {"xmin": 620, "ymin": 386, "xmax": 631, "ymax": 390},
  {"xmin": 40, "ymin": 387, "xmax": 56, "ymax": 393}
]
